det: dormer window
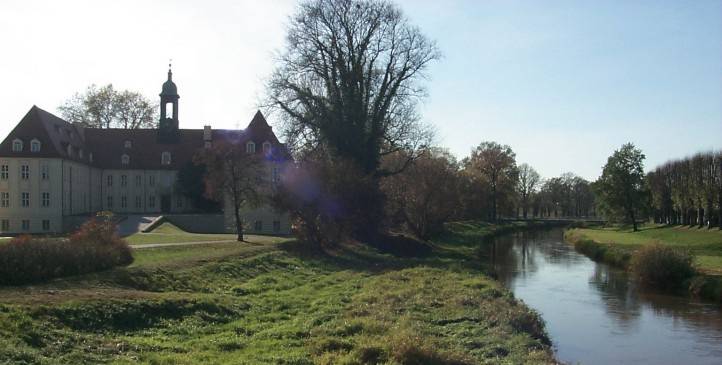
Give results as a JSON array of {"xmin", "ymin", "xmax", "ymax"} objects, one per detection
[
  {"xmin": 12, "ymin": 139, "xmax": 23, "ymax": 152},
  {"xmin": 262, "ymin": 142, "xmax": 271, "ymax": 154},
  {"xmin": 30, "ymin": 139, "xmax": 41, "ymax": 152},
  {"xmin": 121, "ymin": 154, "xmax": 130, "ymax": 165},
  {"xmin": 66, "ymin": 145, "xmax": 73, "ymax": 157},
  {"xmin": 124, "ymin": 140, "xmax": 132, "ymax": 149},
  {"xmin": 89, "ymin": 153, "xmax": 94, "ymax": 163},
  {"xmin": 79, "ymin": 149, "xmax": 84, "ymax": 159},
  {"xmin": 161, "ymin": 151, "xmax": 171, "ymax": 165},
  {"xmin": 246, "ymin": 141, "xmax": 256, "ymax": 154}
]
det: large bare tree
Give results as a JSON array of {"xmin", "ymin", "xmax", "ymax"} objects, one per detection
[
  {"xmin": 59, "ymin": 84, "xmax": 157, "ymax": 129},
  {"xmin": 194, "ymin": 141, "xmax": 266, "ymax": 242},
  {"xmin": 267, "ymin": 0, "xmax": 439, "ymax": 176},
  {"xmin": 516, "ymin": 163, "xmax": 540, "ymax": 219}
]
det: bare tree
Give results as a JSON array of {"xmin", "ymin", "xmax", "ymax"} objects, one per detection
[
  {"xmin": 194, "ymin": 141, "xmax": 266, "ymax": 242},
  {"xmin": 59, "ymin": 84, "xmax": 157, "ymax": 129},
  {"xmin": 466, "ymin": 142, "xmax": 518, "ymax": 222},
  {"xmin": 266, "ymin": 0, "xmax": 439, "ymax": 176},
  {"xmin": 382, "ymin": 148, "xmax": 460, "ymax": 239},
  {"xmin": 516, "ymin": 163, "xmax": 540, "ymax": 219}
]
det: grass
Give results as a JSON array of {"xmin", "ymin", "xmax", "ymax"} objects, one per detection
[
  {"xmin": 126, "ymin": 222, "xmax": 279, "ymax": 245},
  {"xmin": 0, "ymin": 222, "xmax": 554, "ymax": 364},
  {"xmin": 567, "ymin": 224, "xmax": 722, "ymax": 274}
]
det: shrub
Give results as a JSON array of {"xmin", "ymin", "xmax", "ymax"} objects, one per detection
[
  {"xmin": 0, "ymin": 219, "xmax": 133, "ymax": 286},
  {"xmin": 630, "ymin": 243, "xmax": 696, "ymax": 290}
]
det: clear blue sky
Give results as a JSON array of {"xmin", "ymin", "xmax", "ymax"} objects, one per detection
[{"xmin": 1, "ymin": 0, "xmax": 720, "ymax": 180}]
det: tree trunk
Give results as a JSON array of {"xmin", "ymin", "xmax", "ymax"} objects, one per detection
[
  {"xmin": 234, "ymin": 203, "xmax": 244, "ymax": 242},
  {"xmin": 630, "ymin": 209, "xmax": 638, "ymax": 232},
  {"xmin": 698, "ymin": 207, "xmax": 704, "ymax": 228}
]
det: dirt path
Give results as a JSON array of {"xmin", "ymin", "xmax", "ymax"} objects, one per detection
[{"xmin": 130, "ymin": 240, "xmax": 239, "ymax": 249}]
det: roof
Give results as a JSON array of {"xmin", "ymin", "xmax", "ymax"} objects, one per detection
[{"xmin": 0, "ymin": 106, "xmax": 288, "ymax": 169}]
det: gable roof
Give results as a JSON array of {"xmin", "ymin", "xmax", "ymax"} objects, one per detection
[{"xmin": 0, "ymin": 106, "xmax": 288, "ymax": 169}]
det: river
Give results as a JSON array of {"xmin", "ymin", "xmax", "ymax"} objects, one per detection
[{"xmin": 483, "ymin": 228, "xmax": 722, "ymax": 365}]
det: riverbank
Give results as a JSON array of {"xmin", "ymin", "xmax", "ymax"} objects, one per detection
[
  {"xmin": 565, "ymin": 225, "xmax": 722, "ymax": 302},
  {"xmin": 0, "ymin": 223, "xmax": 555, "ymax": 364}
]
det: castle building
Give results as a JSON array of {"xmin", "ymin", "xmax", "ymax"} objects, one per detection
[{"xmin": 0, "ymin": 68, "xmax": 290, "ymax": 235}]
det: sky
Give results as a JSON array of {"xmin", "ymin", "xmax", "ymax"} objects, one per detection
[{"xmin": 1, "ymin": 0, "xmax": 720, "ymax": 180}]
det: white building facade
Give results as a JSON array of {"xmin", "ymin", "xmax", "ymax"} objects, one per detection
[{"xmin": 0, "ymin": 70, "xmax": 290, "ymax": 235}]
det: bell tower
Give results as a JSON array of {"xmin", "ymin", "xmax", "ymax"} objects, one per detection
[{"xmin": 158, "ymin": 63, "xmax": 180, "ymax": 143}]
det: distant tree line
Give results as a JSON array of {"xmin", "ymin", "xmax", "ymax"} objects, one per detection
[{"xmin": 647, "ymin": 151, "xmax": 722, "ymax": 229}]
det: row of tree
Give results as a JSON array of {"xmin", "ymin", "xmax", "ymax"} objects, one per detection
[{"xmin": 647, "ymin": 152, "xmax": 722, "ymax": 229}]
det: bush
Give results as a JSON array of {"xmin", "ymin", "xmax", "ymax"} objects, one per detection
[
  {"xmin": 630, "ymin": 243, "xmax": 696, "ymax": 290},
  {"xmin": 0, "ymin": 219, "xmax": 133, "ymax": 286}
]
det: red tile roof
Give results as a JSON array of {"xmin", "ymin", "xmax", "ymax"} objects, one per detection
[{"xmin": 0, "ymin": 106, "xmax": 288, "ymax": 169}]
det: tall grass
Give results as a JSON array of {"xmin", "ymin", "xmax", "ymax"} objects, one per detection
[
  {"xmin": 630, "ymin": 243, "xmax": 696, "ymax": 290},
  {"xmin": 0, "ymin": 219, "xmax": 133, "ymax": 286}
]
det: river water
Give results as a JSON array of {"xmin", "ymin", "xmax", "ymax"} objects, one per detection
[{"xmin": 483, "ymin": 228, "xmax": 722, "ymax": 365}]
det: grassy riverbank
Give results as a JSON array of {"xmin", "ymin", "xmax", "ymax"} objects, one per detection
[
  {"xmin": 0, "ymin": 223, "xmax": 554, "ymax": 364},
  {"xmin": 565, "ymin": 225, "xmax": 722, "ymax": 302}
]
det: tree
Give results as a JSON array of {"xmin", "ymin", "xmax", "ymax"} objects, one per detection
[
  {"xmin": 266, "ymin": 0, "xmax": 438, "ymax": 236},
  {"xmin": 59, "ymin": 84, "xmax": 157, "ymax": 129},
  {"xmin": 194, "ymin": 141, "xmax": 266, "ymax": 242},
  {"xmin": 466, "ymin": 142, "xmax": 518, "ymax": 222},
  {"xmin": 382, "ymin": 148, "xmax": 460, "ymax": 239},
  {"xmin": 175, "ymin": 161, "xmax": 221, "ymax": 213},
  {"xmin": 516, "ymin": 163, "xmax": 540, "ymax": 219},
  {"xmin": 595, "ymin": 143, "xmax": 647, "ymax": 231}
]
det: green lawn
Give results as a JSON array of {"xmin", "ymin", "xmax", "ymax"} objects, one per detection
[
  {"xmin": 568, "ymin": 224, "xmax": 722, "ymax": 274},
  {"xmin": 0, "ymin": 223, "xmax": 554, "ymax": 364},
  {"xmin": 126, "ymin": 222, "xmax": 278, "ymax": 245}
]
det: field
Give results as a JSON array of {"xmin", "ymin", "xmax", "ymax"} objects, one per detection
[
  {"xmin": 567, "ymin": 224, "xmax": 722, "ymax": 274},
  {"xmin": 0, "ymin": 223, "xmax": 553, "ymax": 364}
]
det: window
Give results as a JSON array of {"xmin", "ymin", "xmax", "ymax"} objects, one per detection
[
  {"xmin": 1, "ymin": 192, "xmax": 8, "ymax": 207},
  {"xmin": 262, "ymin": 142, "xmax": 271, "ymax": 154},
  {"xmin": 12, "ymin": 139, "xmax": 23, "ymax": 152},
  {"xmin": 121, "ymin": 175, "xmax": 128, "ymax": 187},
  {"xmin": 176, "ymin": 196, "xmax": 183, "ymax": 208},
  {"xmin": 273, "ymin": 220, "xmax": 281, "ymax": 233},
  {"xmin": 30, "ymin": 139, "xmax": 41, "ymax": 152},
  {"xmin": 254, "ymin": 220, "xmax": 263, "ymax": 231},
  {"xmin": 121, "ymin": 196, "xmax": 127, "ymax": 208},
  {"xmin": 246, "ymin": 142, "xmax": 256, "ymax": 154},
  {"xmin": 135, "ymin": 196, "xmax": 142, "ymax": 209},
  {"xmin": 107, "ymin": 175, "xmax": 113, "ymax": 187},
  {"xmin": 79, "ymin": 149, "xmax": 84, "ymax": 159},
  {"xmin": 89, "ymin": 153, "xmax": 94, "ymax": 163},
  {"xmin": 41, "ymin": 164, "xmax": 49, "ymax": 180},
  {"xmin": 1, "ymin": 165, "xmax": 7, "ymax": 180},
  {"xmin": 21, "ymin": 219, "xmax": 29, "ymax": 231},
  {"xmin": 1, "ymin": 220, "xmax": 8, "ymax": 231},
  {"xmin": 135, "ymin": 175, "xmax": 142, "ymax": 187},
  {"xmin": 42, "ymin": 220, "xmax": 50, "ymax": 231},
  {"xmin": 41, "ymin": 192, "xmax": 50, "ymax": 207},
  {"xmin": 161, "ymin": 151, "xmax": 171, "ymax": 165},
  {"xmin": 121, "ymin": 154, "xmax": 130, "ymax": 165},
  {"xmin": 66, "ymin": 145, "xmax": 73, "ymax": 157},
  {"xmin": 124, "ymin": 140, "xmax": 132, "ymax": 149},
  {"xmin": 149, "ymin": 175, "xmax": 155, "ymax": 187},
  {"xmin": 21, "ymin": 192, "xmax": 29, "ymax": 207},
  {"xmin": 107, "ymin": 196, "xmax": 113, "ymax": 208},
  {"xmin": 21, "ymin": 165, "xmax": 29, "ymax": 180},
  {"xmin": 272, "ymin": 167, "xmax": 280, "ymax": 183},
  {"xmin": 149, "ymin": 195, "xmax": 156, "ymax": 208}
]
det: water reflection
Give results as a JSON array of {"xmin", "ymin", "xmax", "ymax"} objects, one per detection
[{"xmin": 481, "ymin": 228, "xmax": 722, "ymax": 365}]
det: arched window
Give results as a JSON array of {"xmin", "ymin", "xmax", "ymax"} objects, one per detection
[
  {"xmin": 161, "ymin": 151, "xmax": 172, "ymax": 165},
  {"xmin": 262, "ymin": 142, "xmax": 272, "ymax": 154},
  {"xmin": 246, "ymin": 141, "xmax": 256, "ymax": 154},
  {"xmin": 30, "ymin": 139, "xmax": 41, "ymax": 152},
  {"xmin": 124, "ymin": 140, "xmax": 132, "ymax": 149},
  {"xmin": 12, "ymin": 139, "xmax": 23, "ymax": 152},
  {"xmin": 121, "ymin": 154, "xmax": 130, "ymax": 165}
]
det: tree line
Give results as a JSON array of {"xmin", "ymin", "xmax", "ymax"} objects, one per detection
[{"xmin": 647, "ymin": 151, "xmax": 722, "ymax": 229}]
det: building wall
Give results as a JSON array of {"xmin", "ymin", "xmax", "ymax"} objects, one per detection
[{"xmin": 100, "ymin": 169, "xmax": 190, "ymax": 214}]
